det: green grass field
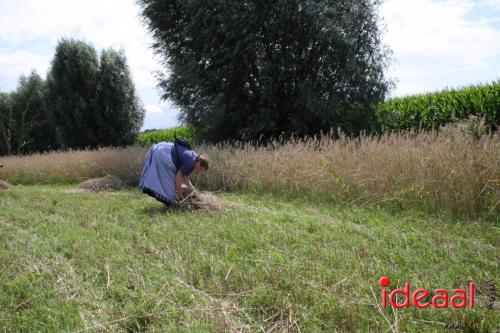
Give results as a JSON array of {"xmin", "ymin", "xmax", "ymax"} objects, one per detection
[{"xmin": 0, "ymin": 185, "xmax": 498, "ymax": 332}]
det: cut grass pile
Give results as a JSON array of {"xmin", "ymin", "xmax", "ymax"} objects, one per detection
[
  {"xmin": 77, "ymin": 176, "xmax": 126, "ymax": 193},
  {"xmin": 0, "ymin": 185, "xmax": 498, "ymax": 332},
  {"xmin": 0, "ymin": 180, "xmax": 13, "ymax": 190},
  {"xmin": 176, "ymin": 190, "xmax": 227, "ymax": 211}
]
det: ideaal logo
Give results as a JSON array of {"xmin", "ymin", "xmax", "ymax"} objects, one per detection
[{"xmin": 379, "ymin": 276, "xmax": 475, "ymax": 309}]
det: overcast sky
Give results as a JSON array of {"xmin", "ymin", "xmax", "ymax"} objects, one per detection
[{"xmin": 1, "ymin": 0, "xmax": 499, "ymax": 130}]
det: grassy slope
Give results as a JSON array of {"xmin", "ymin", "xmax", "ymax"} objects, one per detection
[{"xmin": 0, "ymin": 186, "xmax": 498, "ymax": 332}]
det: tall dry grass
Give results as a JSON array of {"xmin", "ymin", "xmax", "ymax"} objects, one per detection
[
  {"xmin": 193, "ymin": 130, "xmax": 500, "ymax": 219},
  {"xmin": 0, "ymin": 146, "xmax": 147, "ymax": 185},
  {"xmin": 1, "ymin": 130, "xmax": 498, "ymax": 218}
]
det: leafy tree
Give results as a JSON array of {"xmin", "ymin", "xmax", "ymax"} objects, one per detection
[
  {"xmin": 97, "ymin": 49, "xmax": 145, "ymax": 146},
  {"xmin": 46, "ymin": 38, "xmax": 101, "ymax": 149},
  {"xmin": 0, "ymin": 92, "xmax": 13, "ymax": 156},
  {"xmin": 46, "ymin": 39, "xmax": 145, "ymax": 148},
  {"xmin": 10, "ymin": 71, "xmax": 57, "ymax": 154},
  {"xmin": 139, "ymin": 0, "xmax": 391, "ymax": 141}
]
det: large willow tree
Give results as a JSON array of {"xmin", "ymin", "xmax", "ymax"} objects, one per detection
[{"xmin": 139, "ymin": 0, "xmax": 391, "ymax": 141}]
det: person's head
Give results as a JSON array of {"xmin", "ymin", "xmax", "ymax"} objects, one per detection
[{"xmin": 193, "ymin": 154, "xmax": 210, "ymax": 173}]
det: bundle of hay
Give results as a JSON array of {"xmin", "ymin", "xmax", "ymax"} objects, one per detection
[
  {"xmin": 77, "ymin": 176, "xmax": 126, "ymax": 193},
  {"xmin": 0, "ymin": 181, "xmax": 14, "ymax": 190},
  {"xmin": 176, "ymin": 190, "xmax": 226, "ymax": 211}
]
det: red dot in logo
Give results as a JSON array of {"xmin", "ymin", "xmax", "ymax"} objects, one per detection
[{"xmin": 379, "ymin": 276, "xmax": 390, "ymax": 287}]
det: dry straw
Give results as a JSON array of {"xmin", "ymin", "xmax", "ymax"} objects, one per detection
[
  {"xmin": 0, "ymin": 146, "xmax": 147, "ymax": 185},
  {"xmin": 0, "ymin": 162, "xmax": 13, "ymax": 190},
  {"xmin": 175, "ymin": 190, "xmax": 227, "ymax": 211},
  {"xmin": 193, "ymin": 129, "xmax": 499, "ymax": 218},
  {"xmin": 0, "ymin": 181, "xmax": 14, "ymax": 190},
  {"xmin": 77, "ymin": 176, "xmax": 127, "ymax": 193},
  {"xmin": 1, "ymin": 128, "xmax": 498, "ymax": 218}
]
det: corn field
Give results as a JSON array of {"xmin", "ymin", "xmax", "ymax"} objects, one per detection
[
  {"xmin": 377, "ymin": 81, "xmax": 500, "ymax": 130},
  {"xmin": 136, "ymin": 125, "xmax": 196, "ymax": 147}
]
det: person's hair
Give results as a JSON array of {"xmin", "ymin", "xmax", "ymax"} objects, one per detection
[{"xmin": 197, "ymin": 154, "xmax": 210, "ymax": 171}]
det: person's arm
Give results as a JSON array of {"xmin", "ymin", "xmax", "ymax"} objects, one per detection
[
  {"xmin": 175, "ymin": 171, "xmax": 184, "ymax": 197},
  {"xmin": 175, "ymin": 171, "xmax": 195, "ymax": 198},
  {"xmin": 175, "ymin": 150, "xmax": 197, "ymax": 198}
]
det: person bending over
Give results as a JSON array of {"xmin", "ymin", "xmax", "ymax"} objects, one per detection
[{"xmin": 139, "ymin": 141, "xmax": 209, "ymax": 205}]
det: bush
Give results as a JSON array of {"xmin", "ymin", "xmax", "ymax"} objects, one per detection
[
  {"xmin": 376, "ymin": 81, "xmax": 500, "ymax": 131},
  {"xmin": 136, "ymin": 126, "xmax": 196, "ymax": 147}
]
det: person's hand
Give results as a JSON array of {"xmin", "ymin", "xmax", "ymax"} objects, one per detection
[
  {"xmin": 180, "ymin": 184, "xmax": 194, "ymax": 197},
  {"xmin": 176, "ymin": 188, "xmax": 183, "ymax": 200}
]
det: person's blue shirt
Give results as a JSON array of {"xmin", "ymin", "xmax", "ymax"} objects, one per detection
[{"xmin": 170, "ymin": 142, "xmax": 197, "ymax": 176}]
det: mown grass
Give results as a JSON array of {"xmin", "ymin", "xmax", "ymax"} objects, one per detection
[{"xmin": 0, "ymin": 185, "xmax": 498, "ymax": 332}]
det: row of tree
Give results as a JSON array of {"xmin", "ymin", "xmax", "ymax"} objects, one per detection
[
  {"xmin": 0, "ymin": 39, "xmax": 144, "ymax": 156},
  {"xmin": 138, "ymin": 0, "xmax": 391, "ymax": 141}
]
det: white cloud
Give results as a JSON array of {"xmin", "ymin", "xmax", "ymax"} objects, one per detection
[
  {"xmin": 0, "ymin": 0, "xmax": 168, "ymax": 129},
  {"xmin": 145, "ymin": 104, "xmax": 164, "ymax": 114},
  {"xmin": 381, "ymin": 0, "xmax": 500, "ymax": 66},
  {"xmin": 0, "ymin": 0, "xmax": 163, "ymax": 85},
  {"xmin": 0, "ymin": 50, "xmax": 51, "ymax": 91},
  {"xmin": 0, "ymin": 1, "xmax": 78, "ymax": 44},
  {"xmin": 483, "ymin": 0, "xmax": 500, "ymax": 9},
  {"xmin": 380, "ymin": 0, "xmax": 500, "ymax": 96},
  {"xmin": 143, "ymin": 101, "xmax": 180, "ymax": 130}
]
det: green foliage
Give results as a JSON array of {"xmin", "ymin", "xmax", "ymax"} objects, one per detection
[
  {"xmin": 46, "ymin": 38, "xmax": 144, "ymax": 149},
  {"xmin": 376, "ymin": 81, "xmax": 500, "ymax": 131},
  {"xmin": 0, "ymin": 92, "xmax": 14, "ymax": 155},
  {"xmin": 136, "ymin": 126, "xmax": 196, "ymax": 147},
  {"xmin": 97, "ymin": 49, "xmax": 145, "ymax": 146},
  {"xmin": 11, "ymin": 71, "xmax": 57, "ymax": 154},
  {"xmin": 46, "ymin": 38, "xmax": 101, "ymax": 149},
  {"xmin": 139, "ymin": 0, "xmax": 391, "ymax": 142},
  {"xmin": 2, "ymin": 40, "xmax": 144, "ymax": 155},
  {"xmin": 0, "ymin": 72, "xmax": 57, "ymax": 156}
]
